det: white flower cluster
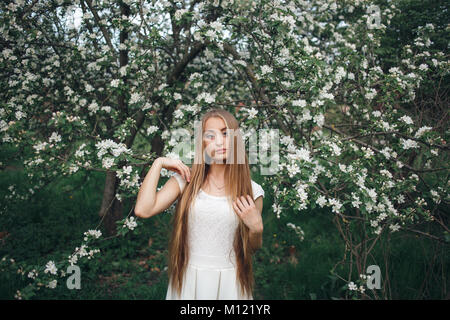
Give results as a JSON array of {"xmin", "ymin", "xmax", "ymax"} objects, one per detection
[
  {"xmin": 46, "ymin": 280, "xmax": 57, "ymax": 289},
  {"xmin": 364, "ymin": 88, "xmax": 377, "ymax": 100},
  {"xmin": 174, "ymin": 8, "xmax": 188, "ymax": 21},
  {"xmin": 174, "ymin": 109, "xmax": 184, "ymax": 120},
  {"xmin": 44, "ymin": 260, "xmax": 57, "ymax": 275},
  {"xmin": 430, "ymin": 189, "xmax": 441, "ymax": 204},
  {"xmin": 292, "ymin": 99, "xmax": 307, "ymax": 108},
  {"xmin": 49, "ymin": 132, "xmax": 61, "ymax": 144},
  {"xmin": 32, "ymin": 141, "xmax": 48, "ymax": 153},
  {"xmin": 14, "ymin": 290, "xmax": 22, "ymax": 300},
  {"xmin": 196, "ymin": 92, "xmax": 216, "ymax": 104},
  {"xmin": 379, "ymin": 146, "xmax": 396, "ymax": 160},
  {"xmin": 350, "ymin": 192, "xmax": 362, "ymax": 209},
  {"xmin": 102, "ymin": 157, "xmax": 115, "ymax": 169},
  {"xmin": 366, "ymin": 194, "xmax": 403, "ymax": 235},
  {"xmin": 399, "ymin": 115, "xmax": 413, "ymax": 125},
  {"xmin": 285, "ymin": 161, "xmax": 300, "ymax": 178},
  {"xmin": 123, "ymin": 216, "xmax": 138, "ymax": 230},
  {"xmin": 87, "ymin": 101, "xmax": 99, "ymax": 115},
  {"xmin": 260, "ymin": 65, "xmax": 273, "ymax": 76},
  {"xmin": 389, "ymin": 223, "xmax": 400, "ymax": 232},
  {"xmin": 287, "ymin": 147, "xmax": 311, "ymax": 163},
  {"xmin": 27, "ymin": 269, "xmax": 38, "ymax": 279},
  {"xmin": 400, "ymin": 138, "xmax": 420, "ymax": 150},
  {"xmin": 204, "ymin": 20, "xmax": 224, "ymax": 41},
  {"xmin": 322, "ymin": 140, "xmax": 342, "ymax": 156},
  {"xmin": 111, "ymin": 79, "xmax": 120, "ymax": 87},
  {"xmin": 272, "ymin": 202, "xmax": 283, "ymax": 219},
  {"xmin": 347, "ymin": 281, "xmax": 365, "ymax": 293},
  {"xmin": 243, "ymin": 107, "xmax": 258, "ymax": 120},
  {"xmin": 328, "ymin": 198, "xmax": 343, "ymax": 214},
  {"xmin": 116, "ymin": 165, "xmax": 140, "ymax": 190},
  {"xmin": 75, "ymin": 143, "xmax": 91, "ymax": 158},
  {"xmin": 129, "ymin": 92, "xmax": 142, "ymax": 105},
  {"xmin": 83, "ymin": 229, "xmax": 102, "ymax": 241},
  {"xmin": 316, "ymin": 195, "xmax": 342, "ymax": 213},
  {"xmin": 295, "ymin": 183, "xmax": 309, "ymax": 211},
  {"xmin": 146, "ymin": 125, "xmax": 159, "ymax": 136},
  {"xmin": 286, "ymin": 222, "xmax": 305, "ymax": 241},
  {"xmin": 348, "ymin": 281, "xmax": 357, "ymax": 290},
  {"xmin": 316, "ymin": 195, "xmax": 327, "ymax": 208},
  {"xmin": 68, "ymin": 244, "xmax": 100, "ymax": 266},
  {"xmin": 414, "ymin": 126, "xmax": 432, "ymax": 138},
  {"xmin": 95, "ymin": 139, "xmax": 132, "ymax": 166},
  {"xmin": 334, "ymin": 66, "xmax": 347, "ymax": 84}
]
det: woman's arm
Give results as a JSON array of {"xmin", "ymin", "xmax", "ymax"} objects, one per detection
[
  {"xmin": 248, "ymin": 196, "xmax": 263, "ymax": 252},
  {"xmin": 134, "ymin": 157, "xmax": 190, "ymax": 218}
]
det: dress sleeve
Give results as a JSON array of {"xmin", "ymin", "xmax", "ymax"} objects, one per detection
[
  {"xmin": 251, "ymin": 180, "xmax": 265, "ymax": 200},
  {"xmin": 173, "ymin": 172, "xmax": 187, "ymax": 193}
]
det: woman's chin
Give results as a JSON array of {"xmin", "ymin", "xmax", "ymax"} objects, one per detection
[{"xmin": 211, "ymin": 156, "xmax": 227, "ymax": 163}]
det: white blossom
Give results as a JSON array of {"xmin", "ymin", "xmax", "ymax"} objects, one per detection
[
  {"xmin": 111, "ymin": 79, "xmax": 120, "ymax": 88},
  {"xmin": 246, "ymin": 107, "xmax": 258, "ymax": 120},
  {"xmin": 129, "ymin": 92, "xmax": 142, "ymax": 104},
  {"xmin": 123, "ymin": 216, "xmax": 138, "ymax": 230},
  {"xmin": 400, "ymin": 138, "xmax": 419, "ymax": 150},
  {"xmin": 292, "ymin": 99, "xmax": 307, "ymax": 108},
  {"xmin": 83, "ymin": 229, "xmax": 102, "ymax": 241},
  {"xmin": 328, "ymin": 198, "xmax": 343, "ymax": 214},
  {"xmin": 414, "ymin": 126, "xmax": 432, "ymax": 138},
  {"xmin": 364, "ymin": 88, "xmax": 377, "ymax": 100},
  {"xmin": 47, "ymin": 280, "xmax": 57, "ymax": 289},
  {"xmin": 44, "ymin": 261, "xmax": 57, "ymax": 275},
  {"xmin": 146, "ymin": 125, "xmax": 159, "ymax": 135},
  {"xmin": 389, "ymin": 223, "xmax": 400, "ymax": 232},
  {"xmin": 260, "ymin": 65, "xmax": 273, "ymax": 75},
  {"xmin": 316, "ymin": 195, "xmax": 327, "ymax": 208},
  {"xmin": 399, "ymin": 115, "xmax": 414, "ymax": 125},
  {"xmin": 348, "ymin": 281, "xmax": 357, "ymax": 290},
  {"xmin": 286, "ymin": 222, "xmax": 305, "ymax": 241}
]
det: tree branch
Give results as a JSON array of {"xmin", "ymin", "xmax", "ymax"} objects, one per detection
[{"xmin": 83, "ymin": 0, "xmax": 115, "ymax": 54}]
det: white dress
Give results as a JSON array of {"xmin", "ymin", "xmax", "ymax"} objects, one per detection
[{"xmin": 165, "ymin": 172, "xmax": 265, "ymax": 300}]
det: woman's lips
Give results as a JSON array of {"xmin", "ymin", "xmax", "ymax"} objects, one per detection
[{"xmin": 216, "ymin": 149, "xmax": 226, "ymax": 153}]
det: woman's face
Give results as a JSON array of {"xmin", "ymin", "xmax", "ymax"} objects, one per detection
[{"xmin": 203, "ymin": 117, "xmax": 231, "ymax": 163}]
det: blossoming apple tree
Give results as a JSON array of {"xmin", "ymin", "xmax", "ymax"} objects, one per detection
[{"xmin": 1, "ymin": 0, "xmax": 448, "ymax": 299}]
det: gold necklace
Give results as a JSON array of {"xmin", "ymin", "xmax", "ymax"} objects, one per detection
[{"xmin": 208, "ymin": 176, "xmax": 225, "ymax": 190}]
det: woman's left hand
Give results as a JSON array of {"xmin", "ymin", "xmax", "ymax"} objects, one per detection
[{"xmin": 232, "ymin": 195, "xmax": 263, "ymax": 233}]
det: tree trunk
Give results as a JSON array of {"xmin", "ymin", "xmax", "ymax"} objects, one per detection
[
  {"xmin": 98, "ymin": 170, "xmax": 124, "ymax": 236},
  {"xmin": 98, "ymin": 1, "xmax": 130, "ymax": 236}
]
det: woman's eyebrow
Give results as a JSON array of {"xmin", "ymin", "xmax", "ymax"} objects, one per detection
[{"xmin": 205, "ymin": 127, "xmax": 227, "ymax": 132}]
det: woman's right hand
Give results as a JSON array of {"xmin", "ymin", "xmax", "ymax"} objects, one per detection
[{"xmin": 158, "ymin": 157, "xmax": 191, "ymax": 182}]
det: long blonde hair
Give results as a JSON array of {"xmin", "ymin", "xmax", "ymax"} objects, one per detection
[{"xmin": 167, "ymin": 108, "xmax": 255, "ymax": 297}]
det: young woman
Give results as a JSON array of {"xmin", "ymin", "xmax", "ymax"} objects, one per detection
[{"xmin": 134, "ymin": 108, "xmax": 265, "ymax": 300}]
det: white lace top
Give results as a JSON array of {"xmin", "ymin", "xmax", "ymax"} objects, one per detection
[{"xmin": 172, "ymin": 172, "xmax": 265, "ymax": 258}]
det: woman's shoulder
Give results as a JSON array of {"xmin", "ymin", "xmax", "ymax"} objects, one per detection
[
  {"xmin": 172, "ymin": 172, "xmax": 187, "ymax": 192},
  {"xmin": 251, "ymin": 179, "xmax": 265, "ymax": 200}
]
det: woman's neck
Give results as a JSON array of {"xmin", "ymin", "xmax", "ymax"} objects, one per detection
[{"xmin": 207, "ymin": 163, "xmax": 226, "ymax": 180}]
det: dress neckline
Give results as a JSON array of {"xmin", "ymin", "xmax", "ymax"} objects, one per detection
[{"xmin": 200, "ymin": 188, "xmax": 228, "ymax": 199}]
